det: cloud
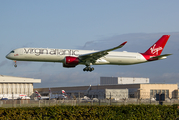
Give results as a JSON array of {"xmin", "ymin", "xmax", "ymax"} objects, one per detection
[{"xmin": 79, "ymin": 32, "xmax": 179, "ymax": 53}]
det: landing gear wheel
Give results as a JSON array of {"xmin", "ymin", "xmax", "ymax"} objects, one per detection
[
  {"xmin": 83, "ymin": 66, "xmax": 94, "ymax": 72},
  {"xmin": 91, "ymin": 67, "xmax": 94, "ymax": 71}
]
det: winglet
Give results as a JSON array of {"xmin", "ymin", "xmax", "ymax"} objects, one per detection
[
  {"xmin": 119, "ymin": 41, "xmax": 127, "ymax": 48},
  {"xmin": 110, "ymin": 41, "xmax": 127, "ymax": 51}
]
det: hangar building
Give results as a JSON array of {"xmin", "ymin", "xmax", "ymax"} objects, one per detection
[
  {"xmin": 0, "ymin": 75, "xmax": 41, "ymax": 98},
  {"xmin": 34, "ymin": 83, "xmax": 178, "ymax": 100}
]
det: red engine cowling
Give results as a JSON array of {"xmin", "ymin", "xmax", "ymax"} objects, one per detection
[{"xmin": 63, "ymin": 56, "xmax": 79, "ymax": 68}]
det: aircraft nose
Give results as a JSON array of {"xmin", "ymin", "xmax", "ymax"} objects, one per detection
[
  {"xmin": 6, "ymin": 53, "xmax": 12, "ymax": 59},
  {"xmin": 6, "ymin": 54, "xmax": 10, "ymax": 59}
]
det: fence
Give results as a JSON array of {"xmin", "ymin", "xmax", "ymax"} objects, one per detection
[
  {"xmin": 1, "ymin": 98, "xmax": 179, "ymax": 108},
  {"xmin": 0, "ymin": 91, "xmax": 178, "ymax": 108},
  {"xmin": 74, "ymin": 91, "xmax": 176, "ymax": 100}
]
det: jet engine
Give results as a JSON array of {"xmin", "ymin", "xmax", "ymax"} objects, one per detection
[{"xmin": 63, "ymin": 56, "xmax": 79, "ymax": 68}]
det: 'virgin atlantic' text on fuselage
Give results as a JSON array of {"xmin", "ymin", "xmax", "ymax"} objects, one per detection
[{"xmin": 24, "ymin": 48, "xmax": 79, "ymax": 56}]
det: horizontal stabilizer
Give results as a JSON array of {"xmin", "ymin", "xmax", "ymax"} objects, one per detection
[{"xmin": 150, "ymin": 54, "xmax": 172, "ymax": 60}]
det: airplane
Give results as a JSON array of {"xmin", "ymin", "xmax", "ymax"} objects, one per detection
[
  {"xmin": 51, "ymin": 90, "xmax": 67, "ymax": 100},
  {"xmin": 35, "ymin": 90, "xmax": 50, "ymax": 100},
  {"xmin": 6, "ymin": 35, "xmax": 172, "ymax": 72},
  {"xmin": 0, "ymin": 94, "xmax": 30, "ymax": 100},
  {"xmin": 35, "ymin": 89, "xmax": 67, "ymax": 100}
]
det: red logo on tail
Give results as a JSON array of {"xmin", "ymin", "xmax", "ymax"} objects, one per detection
[{"xmin": 150, "ymin": 44, "xmax": 163, "ymax": 55}]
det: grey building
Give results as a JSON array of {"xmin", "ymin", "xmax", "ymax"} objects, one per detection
[{"xmin": 100, "ymin": 77, "xmax": 149, "ymax": 85}]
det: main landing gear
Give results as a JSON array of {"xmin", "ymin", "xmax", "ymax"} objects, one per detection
[{"xmin": 83, "ymin": 66, "xmax": 94, "ymax": 72}]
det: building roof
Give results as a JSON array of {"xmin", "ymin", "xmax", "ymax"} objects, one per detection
[
  {"xmin": 0, "ymin": 75, "xmax": 41, "ymax": 83},
  {"xmin": 35, "ymin": 83, "xmax": 178, "ymax": 93}
]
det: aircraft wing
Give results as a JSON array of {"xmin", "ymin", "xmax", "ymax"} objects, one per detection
[{"xmin": 79, "ymin": 41, "xmax": 127, "ymax": 64}]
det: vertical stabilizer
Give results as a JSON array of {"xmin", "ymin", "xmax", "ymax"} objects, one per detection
[
  {"xmin": 35, "ymin": 90, "xmax": 41, "ymax": 99},
  {"xmin": 62, "ymin": 90, "xmax": 66, "ymax": 94},
  {"xmin": 143, "ymin": 35, "xmax": 170, "ymax": 56}
]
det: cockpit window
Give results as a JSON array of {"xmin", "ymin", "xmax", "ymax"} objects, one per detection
[{"xmin": 10, "ymin": 51, "xmax": 15, "ymax": 53}]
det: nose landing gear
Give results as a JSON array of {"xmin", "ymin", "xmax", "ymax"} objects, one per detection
[
  {"xmin": 83, "ymin": 66, "xmax": 94, "ymax": 72},
  {"xmin": 14, "ymin": 61, "xmax": 17, "ymax": 67}
]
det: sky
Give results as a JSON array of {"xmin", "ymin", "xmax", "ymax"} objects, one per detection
[{"xmin": 0, "ymin": 1, "xmax": 179, "ymax": 88}]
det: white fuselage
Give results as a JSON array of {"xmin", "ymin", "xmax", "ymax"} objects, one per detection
[{"xmin": 6, "ymin": 48, "xmax": 147, "ymax": 65}]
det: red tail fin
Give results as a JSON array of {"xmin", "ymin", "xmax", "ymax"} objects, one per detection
[
  {"xmin": 62, "ymin": 90, "xmax": 66, "ymax": 94},
  {"xmin": 143, "ymin": 35, "xmax": 170, "ymax": 56}
]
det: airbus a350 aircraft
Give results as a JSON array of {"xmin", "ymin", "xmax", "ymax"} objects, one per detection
[{"xmin": 6, "ymin": 35, "xmax": 171, "ymax": 72}]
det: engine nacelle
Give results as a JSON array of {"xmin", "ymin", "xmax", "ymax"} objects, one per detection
[{"xmin": 63, "ymin": 56, "xmax": 79, "ymax": 68}]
